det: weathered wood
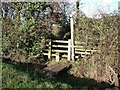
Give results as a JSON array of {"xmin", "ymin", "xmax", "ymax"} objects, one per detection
[
  {"xmin": 68, "ymin": 39, "xmax": 71, "ymax": 61},
  {"xmin": 44, "ymin": 49, "xmax": 68, "ymax": 53},
  {"xmin": 56, "ymin": 52, "xmax": 60, "ymax": 62},
  {"xmin": 52, "ymin": 45, "xmax": 68, "ymax": 48},
  {"xmin": 52, "ymin": 40, "xmax": 68, "ymax": 43},
  {"xmin": 62, "ymin": 54, "xmax": 85, "ymax": 58},
  {"xmin": 43, "ymin": 53, "xmax": 55, "ymax": 56},
  {"xmin": 43, "ymin": 39, "xmax": 97, "ymax": 61},
  {"xmin": 70, "ymin": 17, "xmax": 75, "ymax": 61},
  {"xmin": 71, "ymin": 46, "xmax": 84, "ymax": 48},
  {"xmin": 75, "ymin": 51, "xmax": 91, "ymax": 55},
  {"xmin": 43, "ymin": 61, "xmax": 71, "ymax": 78},
  {"xmin": 75, "ymin": 48, "xmax": 97, "ymax": 52},
  {"xmin": 48, "ymin": 39, "xmax": 52, "ymax": 60},
  {"xmin": 52, "ymin": 50, "xmax": 68, "ymax": 53}
]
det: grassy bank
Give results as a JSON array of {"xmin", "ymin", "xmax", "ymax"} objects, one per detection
[{"xmin": 2, "ymin": 60, "xmax": 113, "ymax": 89}]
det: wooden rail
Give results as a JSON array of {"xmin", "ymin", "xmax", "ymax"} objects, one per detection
[
  {"xmin": 52, "ymin": 45, "xmax": 68, "ymax": 48},
  {"xmin": 52, "ymin": 40, "xmax": 68, "ymax": 43},
  {"xmin": 43, "ymin": 39, "xmax": 97, "ymax": 61}
]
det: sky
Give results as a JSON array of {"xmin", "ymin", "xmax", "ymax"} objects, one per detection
[
  {"xmin": 80, "ymin": 0, "xmax": 119, "ymax": 17},
  {"xmin": 1, "ymin": 0, "xmax": 119, "ymax": 17}
]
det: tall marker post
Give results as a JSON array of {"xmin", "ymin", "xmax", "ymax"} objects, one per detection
[{"xmin": 70, "ymin": 17, "xmax": 75, "ymax": 61}]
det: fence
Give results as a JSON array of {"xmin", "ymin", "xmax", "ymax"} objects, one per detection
[{"xmin": 43, "ymin": 39, "xmax": 97, "ymax": 61}]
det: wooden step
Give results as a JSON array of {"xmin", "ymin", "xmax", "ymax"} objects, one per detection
[{"xmin": 43, "ymin": 61, "xmax": 71, "ymax": 78}]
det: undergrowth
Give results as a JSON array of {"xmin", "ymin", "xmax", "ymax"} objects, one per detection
[{"xmin": 2, "ymin": 61, "xmax": 114, "ymax": 89}]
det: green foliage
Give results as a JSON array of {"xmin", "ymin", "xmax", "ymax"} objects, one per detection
[
  {"xmin": 2, "ymin": 16, "xmax": 47, "ymax": 62},
  {"xmin": 17, "ymin": 17, "xmax": 46, "ymax": 61},
  {"xmin": 74, "ymin": 12, "xmax": 119, "ymax": 83},
  {"xmin": 2, "ymin": 62, "xmax": 112, "ymax": 89},
  {"xmin": 2, "ymin": 2, "xmax": 50, "ymax": 62},
  {"xmin": 1, "ymin": 62, "xmax": 72, "ymax": 88},
  {"xmin": 2, "ymin": 2, "xmax": 71, "ymax": 62},
  {"xmin": 2, "ymin": 18, "xmax": 15, "ymax": 56}
]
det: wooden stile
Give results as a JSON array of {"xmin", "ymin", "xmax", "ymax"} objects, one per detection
[{"xmin": 43, "ymin": 39, "xmax": 97, "ymax": 61}]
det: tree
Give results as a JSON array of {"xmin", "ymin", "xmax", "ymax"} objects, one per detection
[{"xmin": 2, "ymin": 2, "xmax": 71, "ymax": 62}]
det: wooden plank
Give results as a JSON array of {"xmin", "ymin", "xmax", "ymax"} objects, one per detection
[
  {"xmin": 52, "ymin": 45, "xmax": 68, "ymax": 48},
  {"xmin": 43, "ymin": 53, "xmax": 48, "ymax": 55},
  {"xmin": 61, "ymin": 54, "xmax": 85, "ymax": 58},
  {"xmin": 43, "ymin": 61, "xmax": 71, "ymax": 78},
  {"xmin": 76, "ymin": 50, "xmax": 91, "ymax": 53},
  {"xmin": 52, "ymin": 40, "xmax": 68, "ymax": 43},
  {"xmin": 43, "ymin": 51, "xmax": 91, "ymax": 58},
  {"xmin": 52, "ymin": 50, "xmax": 68, "ymax": 53},
  {"xmin": 61, "ymin": 54, "xmax": 86, "ymax": 58},
  {"xmin": 51, "ymin": 62, "xmax": 70, "ymax": 72},
  {"xmin": 44, "ymin": 49, "xmax": 70, "ymax": 53},
  {"xmin": 75, "ymin": 48, "xmax": 97, "ymax": 52},
  {"xmin": 43, "ymin": 53, "xmax": 57, "ymax": 57},
  {"xmin": 71, "ymin": 46, "xmax": 84, "ymax": 48},
  {"xmin": 75, "ymin": 51, "xmax": 91, "ymax": 55}
]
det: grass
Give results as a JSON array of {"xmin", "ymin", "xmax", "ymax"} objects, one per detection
[
  {"xmin": 2, "ymin": 62, "xmax": 72, "ymax": 89},
  {"xmin": 2, "ymin": 60, "xmax": 114, "ymax": 89}
]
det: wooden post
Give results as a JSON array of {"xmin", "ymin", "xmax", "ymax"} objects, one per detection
[
  {"xmin": 48, "ymin": 39, "xmax": 52, "ymax": 60},
  {"xmin": 68, "ymin": 39, "xmax": 71, "ymax": 61},
  {"xmin": 70, "ymin": 17, "xmax": 75, "ymax": 61},
  {"xmin": 56, "ymin": 52, "xmax": 60, "ymax": 62}
]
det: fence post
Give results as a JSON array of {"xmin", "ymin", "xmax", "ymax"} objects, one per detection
[
  {"xmin": 70, "ymin": 17, "xmax": 75, "ymax": 61},
  {"xmin": 68, "ymin": 39, "xmax": 71, "ymax": 61},
  {"xmin": 56, "ymin": 52, "xmax": 60, "ymax": 62},
  {"xmin": 48, "ymin": 39, "xmax": 52, "ymax": 60}
]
